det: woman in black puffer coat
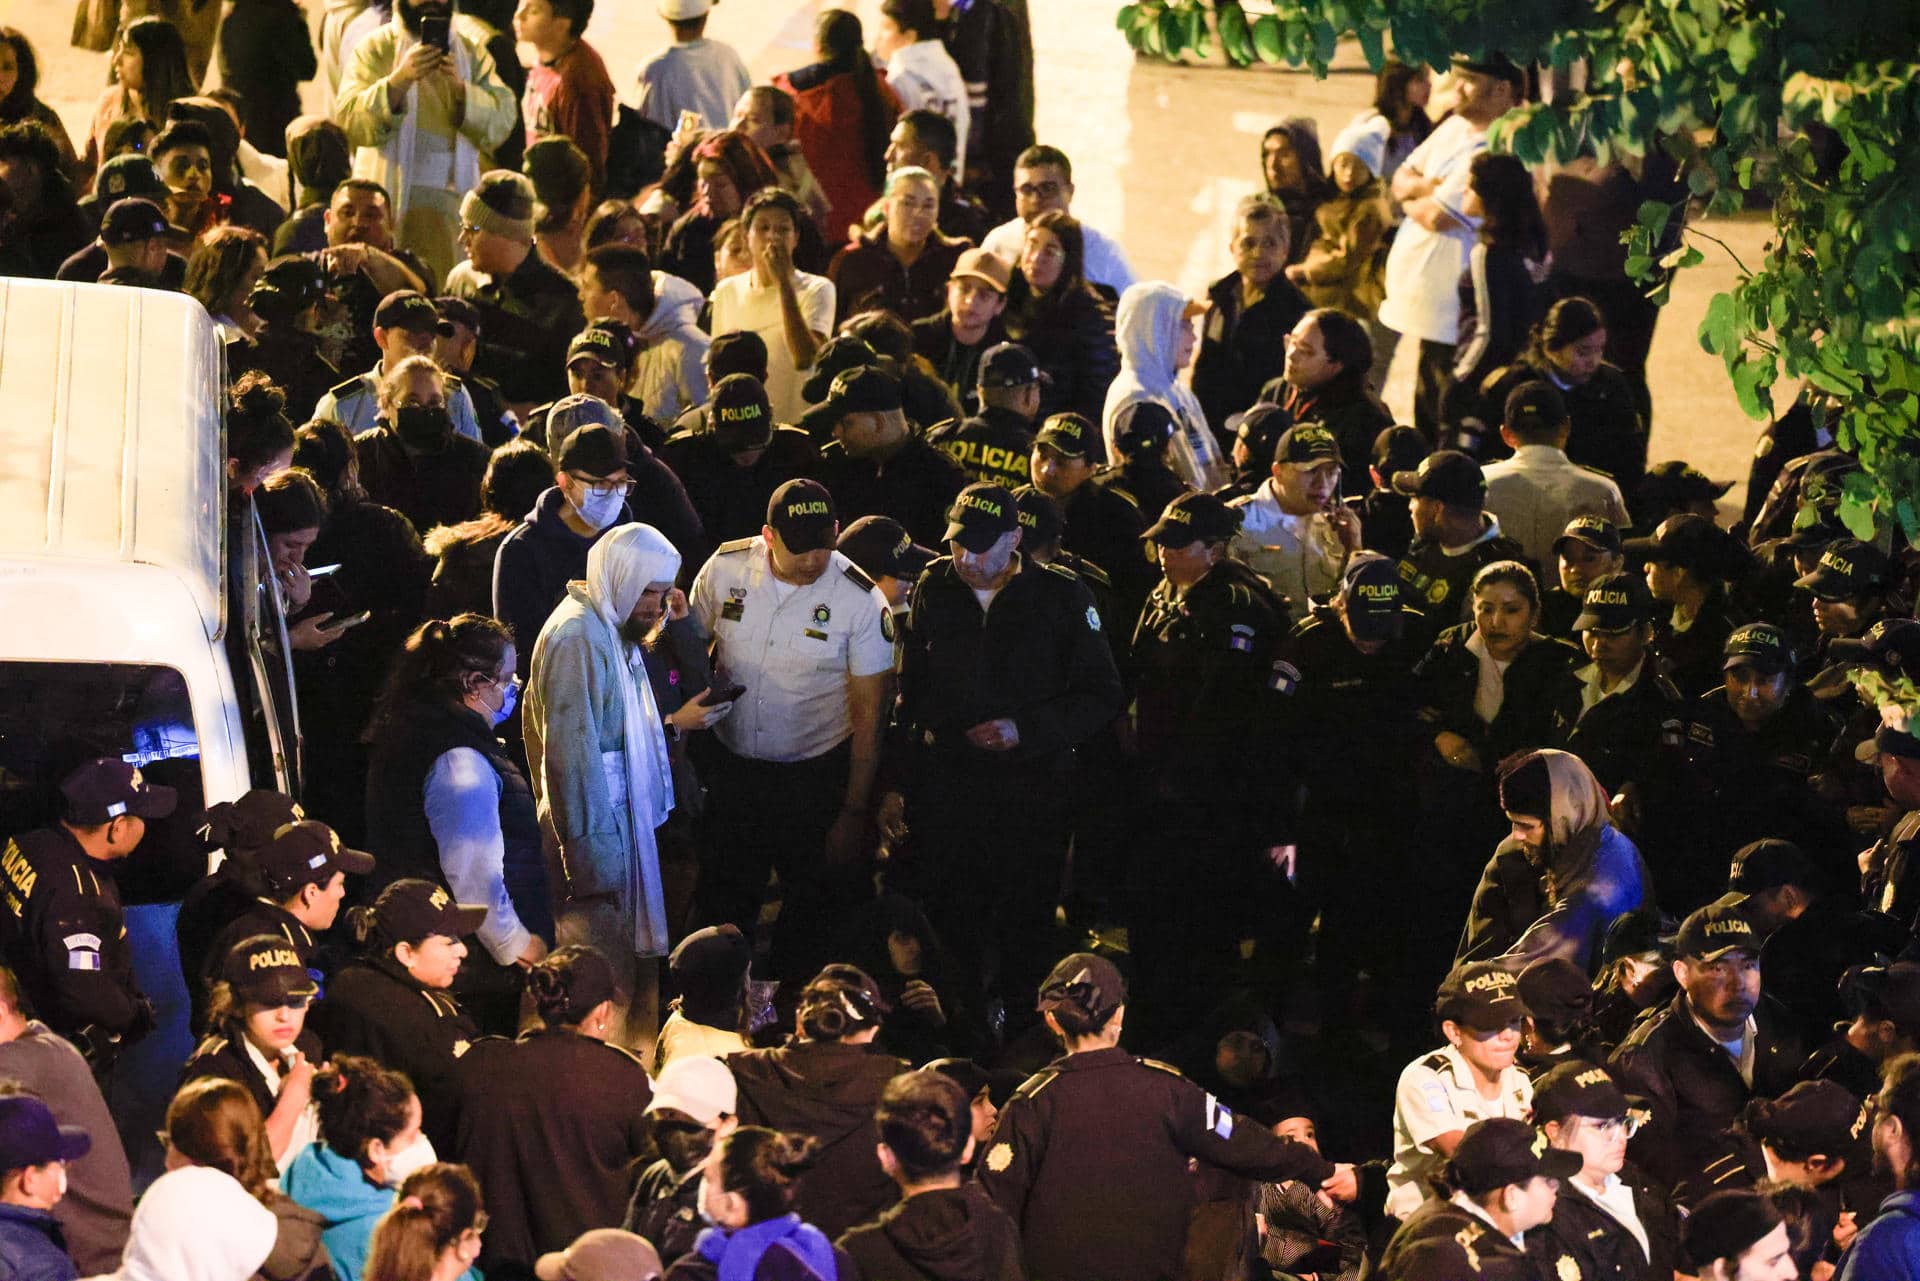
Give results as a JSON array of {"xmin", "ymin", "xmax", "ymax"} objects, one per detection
[{"xmin": 1002, "ymin": 210, "xmax": 1118, "ymax": 425}]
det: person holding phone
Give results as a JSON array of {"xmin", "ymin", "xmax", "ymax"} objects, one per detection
[{"xmin": 1227, "ymin": 422, "xmax": 1361, "ymax": 618}]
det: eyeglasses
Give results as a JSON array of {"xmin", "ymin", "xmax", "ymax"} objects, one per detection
[
  {"xmin": 458, "ymin": 223, "xmax": 483, "ymax": 239},
  {"xmin": 1016, "ymin": 181, "xmax": 1065, "ymax": 201},
  {"xmin": 565, "ymin": 472, "xmax": 636, "ymax": 497}
]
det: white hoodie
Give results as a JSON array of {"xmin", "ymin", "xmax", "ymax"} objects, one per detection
[
  {"xmin": 89, "ymin": 1167, "xmax": 275, "ymax": 1281},
  {"xmin": 634, "ymin": 271, "xmax": 712, "ymax": 424},
  {"xmin": 1102, "ymin": 282, "xmax": 1229, "ymax": 490}
]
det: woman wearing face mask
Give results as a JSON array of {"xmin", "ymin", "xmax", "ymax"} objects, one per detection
[
  {"xmin": 1527, "ymin": 1061, "xmax": 1679, "ymax": 1281},
  {"xmin": 353, "ymin": 356, "xmax": 491, "ymax": 536},
  {"xmin": 663, "ymin": 1127, "xmax": 854, "ymax": 1281},
  {"xmin": 281, "ymin": 1055, "xmax": 456, "ymax": 1281},
  {"xmin": 363, "ymin": 616, "xmax": 549, "ymax": 1037}
]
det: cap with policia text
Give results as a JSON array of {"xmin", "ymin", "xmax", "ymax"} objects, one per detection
[
  {"xmin": 1434, "ymin": 961, "xmax": 1527, "ymax": 1030},
  {"xmin": 1743, "ymin": 1080, "xmax": 1869, "ymax": 1159},
  {"xmin": 978, "ymin": 342, "xmax": 1050, "ymax": 389},
  {"xmin": 1034, "ymin": 412, "xmax": 1097, "ymax": 460},
  {"xmin": 1111, "ymin": 401, "xmax": 1176, "ymax": 456},
  {"xmin": 373, "ymin": 878, "xmax": 488, "ymax": 945},
  {"xmin": 196, "ymin": 790, "xmax": 303, "ymax": 855},
  {"xmin": 567, "ymin": 324, "xmax": 631, "ymax": 370},
  {"xmin": 767, "ymin": 478, "xmax": 837, "ymax": 553},
  {"xmin": 1036, "ymin": 952, "xmax": 1126, "ymax": 1021},
  {"xmin": 1391, "ymin": 449, "xmax": 1486, "ymax": 508},
  {"xmin": 1795, "ymin": 538, "xmax": 1892, "ymax": 601},
  {"xmin": 221, "ymin": 934, "xmax": 320, "ymax": 1005},
  {"xmin": 1273, "ymin": 423, "xmax": 1340, "ymax": 468},
  {"xmin": 433, "ymin": 295, "xmax": 480, "ymax": 336},
  {"xmin": 1445, "ymin": 1117, "xmax": 1583, "ymax": 1194},
  {"xmin": 827, "ymin": 366, "xmax": 903, "ymax": 415},
  {"xmin": 1831, "ymin": 619, "xmax": 1920, "ymax": 683},
  {"xmin": 943, "ymin": 483, "xmax": 1019, "ymax": 552},
  {"xmin": 1339, "ymin": 553, "xmax": 1405, "ymax": 643},
  {"xmin": 801, "ymin": 334, "xmax": 878, "ymax": 402},
  {"xmin": 1516, "ymin": 957, "xmax": 1594, "ymax": 1030},
  {"xmin": 1554, "ymin": 514, "xmax": 1622, "ymax": 558},
  {"xmin": 1572, "ymin": 571, "xmax": 1654, "ymax": 633},
  {"xmin": 62, "ymin": 759, "xmax": 178, "ymax": 825},
  {"xmin": 838, "ymin": 515, "xmax": 934, "ymax": 581},
  {"xmin": 373, "ymin": 290, "xmax": 439, "ymax": 333},
  {"xmin": 1144, "ymin": 490, "xmax": 1241, "ymax": 547},
  {"xmin": 1625, "ymin": 513, "xmax": 1735, "ymax": 576},
  {"xmin": 256, "ymin": 820, "xmax": 375, "ymax": 894},
  {"xmin": 1530, "ymin": 1060, "xmax": 1641, "ymax": 1125},
  {"xmin": 1674, "ymin": 901, "xmax": 1759, "ymax": 961},
  {"xmin": 1727, "ymin": 838, "xmax": 1815, "ymax": 896},
  {"xmin": 709, "ymin": 373, "xmax": 774, "ymax": 453},
  {"xmin": 1723, "ymin": 622, "xmax": 1794, "ymax": 674},
  {"xmin": 1012, "ymin": 485, "xmax": 1066, "ymax": 548}
]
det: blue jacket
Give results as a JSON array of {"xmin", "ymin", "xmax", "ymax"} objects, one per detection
[
  {"xmin": 1840, "ymin": 1189, "xmax": 1920, "ymax": 1280},
  {"xmin": 1458, "ymin": 823, "xmax": 1650, "ymax": 973},
  {"xmin": 0, "ymin": 1203, "xmax": 78, "ymax": 1281},
  {"xmin": 280, "ymin": 1143, "xmax": 480, "ymax": 1281}
]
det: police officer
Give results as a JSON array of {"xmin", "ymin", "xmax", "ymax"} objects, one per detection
[
  {"xmin": 1010, "ymin": 485, "xmax": 1117, "ymax": 638},
  {"xmin": 1124, "ymin": 490, "xmax": 1292, "ymax": 1031},
  {"xmin": 1549, "ymin": 571, "xmax": 1685, "ymax": 808},
  {"xmin": 1391, "ymin": 449, "xmax": 1527, "ymax": 646},
  {"xmin": 1526, "ymin": 1061, "xmax": 1681, "ymax": 1280},
  {"xmin": 881, "ymin": 484, "xmax": 1123, "ymax": 1005},
  {"xmin": 0, "ymin": 760, "xmax": 174, "ymax": 1069},
  {"xmin": 834, "ymin": 515, "xmax": 935, "ymax": 617},
  {"xmin": 431, "ymin": 295, "xmax": 520, "ymax": 447},
  {"xmin": 1624, "ymin": 513, "xmax": 1742, "ymax": 701},
  {"xmin": 927, "ymin": 341, "xmax": 1044, "ymax": 489},
  {"xmin": 175, "ymin": 789, "xmax": 306, "ymax": 1029},
  {"xmin": 812, "ymin": 366, "xmax": 970, "ymax": 548},
  {"xmin": 1541, "ymin": 515, "xmax": 1627, "ymax": 640},
  {"xmin": 523, "ymin": 323, "xmax": 672, "ymax": 455},
  {"xmin": 1093, "ymin": 401, "xmax": 1189, "ymax": 530},
  {"xmin": 1379, "ymin": 1117, "xmax": 1581, "ymax": 1280},
  {"xmin": 659, "ymin": 374, "xmax": 819, "ymax": 544},
  {"xmin": 1227, "ymin": 422, "xmax": 1362, "ymax": 617},
  {"xmin": 1801, "ymin": 961, "xmax": 1920, "ymax": 1100},
  {"xmin": 179, "ymin": 934, "xmax": 325, "ymax": 1148},
  {"xmin": 1350, "ymin": 424, "xmax": 1429, "ymax": 562},
  {"xmin": 312, "ymin": 290, "xmax": 485, "ymax": 442},
  {"xmin": 976, "ymin": 953, "xmax": 1356, "ymax": 1281},
  {"xmin": 687, "ymin": 479, "xmax": 896, "ymax": 979},
  {"xmin": 199, "ymin": 819, "xmax": 375, "ymax": 998},
  {"xmin": 1795, "ymin": 537, "xmax": 1897, "ymax": 675},
  {"xmin": 1029, "ymin": 412, "xmax": 1155, "ymax": 630}
]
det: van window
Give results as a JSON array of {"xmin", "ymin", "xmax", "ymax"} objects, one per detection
[{"xmin": 0, "ymin": 661, "xmax": 209, "ymax": 904}]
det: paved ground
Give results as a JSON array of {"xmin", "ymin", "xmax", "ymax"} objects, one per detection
[{"xmin": 25, "ymin": 0, "xmax": 1774, "ymax": 508}]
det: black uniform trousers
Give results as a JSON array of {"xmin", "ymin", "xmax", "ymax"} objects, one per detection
[{"xmin": 696, "ymin": 738, "xmax": 858, "ymax": 982}]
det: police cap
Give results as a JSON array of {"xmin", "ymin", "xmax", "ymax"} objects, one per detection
[
  {"xmin": 221, "ymin": 933, "xmax": 319, "ymax": 1005},
  {"xmin": 1435, "ymin": 961, "xmax": 1526, "ymax": 1030},
  {"xmin": 767, "ymin": 478, "xmax": 837, "ymax": 553},
  {"xmin": 1572, "ymin": 571, "xmax": 1653, "ymax": 633},
  {"xmin": 1445, "ymin": 1117, "xmax": 1582, "ymax": 1194},
  {"xmin": 1144, "ymin": 490, "xmax": 1240, "ymax": 547},
  {"xmin": 1036, "ymin": 952, "xmax": 1125, "ymax": 1021},
  {"xmin": 1338, "ymin": 553, "xmax": 1404, "ymax": 643},
  {"xmin": 709, "ymin": 373, "xmax": 774, "ymax": 453},
  {"xmin": 1674, "ymin": 901, "xmax": 1759, "ymax": 962},
  {"xmin": 1794, "ymin": 537, "xmax": 1892, "ymax": 601},
  {"xmin": 943, "ymin": 482, "xmax": 1019, "ymax": 552},
  {"xmin": 61, "ymin": 758, "xmax": 178, "ymax": 826}
]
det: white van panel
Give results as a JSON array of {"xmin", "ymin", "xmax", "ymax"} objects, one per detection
[{"xmin": 0, "ymin": 280, "xmax": 226, "ymax": 641}]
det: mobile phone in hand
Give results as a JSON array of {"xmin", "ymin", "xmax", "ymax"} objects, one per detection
[
  {"xmin": 707, "ymin": 683, "xmax": 748, "ymax": 704},
  {"xmin": 420, "ymin": 14, "xmax": 450, "ymax": 52},
  {"xmin": 334, "ymin": 611, "xmax": 373, "ymax": 630}
]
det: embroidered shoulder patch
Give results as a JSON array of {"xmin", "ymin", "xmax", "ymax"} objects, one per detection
[{"xmin": 985, "ymin": 1142, "xmax": 1013, "ymax": 1172}]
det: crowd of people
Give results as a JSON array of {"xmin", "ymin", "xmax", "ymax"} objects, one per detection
[{"xmin": 2, "ymin": 2, "xmax": 1919, "ymax": 1279}]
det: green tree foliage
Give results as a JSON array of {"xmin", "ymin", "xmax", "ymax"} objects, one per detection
[{"xmin": 1119, "ymin": 0, "xmax": 1920, "ymax": 542}]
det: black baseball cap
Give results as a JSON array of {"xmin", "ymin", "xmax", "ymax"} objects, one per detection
[
  {"xmin": 802, "ymin": 335, "xmax": 879, "ymax": 403},
  {"xmin": 196, "ymin": 790, "xmax": 304, "ymax": 855},
  {"xmin": 221, "ymin": 933, "xmax": 320, "ymax": 1005},
  {"xmin": 1675, "ymin": 901, "xmax": 1759, "ymax": 961},
  {"xmin": 1727, "ymin": 838, "xmax": 1815, "ymax": 895},
  {"xmin": 567, "ymin": 324, "xmax": 628, "ymax": 370},
  {"xmin": 1450, "ymin": 51, "xmax": 1527, "ymax": 92},
  {"xmin": 1036, "ymin": 952, "xmax": 1126, "ymax": 1021},
  {"xmin": 1516, "ymin": 957, "xmax": 1593, "ymax": 1030},
  {"xmin": 1273, "ymin": 423, "xmax": 1341, "ymax": 468},
  {"xmin": 709, "ymin": 373, "xmax": 773, "ymax": 452},
  {"xmin": 1640, "ymin": 460, "xmax": 1734, "ymax": 506},
  {"xmin": 943, "ymin": 482, "xmax": 1019, "ymax": 553},
  {"xmin": 1530, "ymin": 1061, "xmax": 1639, "ymax": 1125},
  {"xmin": 1371, "ymin": 424, "xmax": 1428, "ymax": 474},
  {"xmin": 1012, "ymin": 485, "xmax": 1066, "ymax": 548},
  {"xmin": 709, "ymin": 329, "xmax": 770, "ymax": 382},
  {"xmin": 767, "ymin": 478, "xmax": 837, "ymax": 553},
  {"xmin": 1723, "ymin": 622, "xmax": 1795, "ymax": 674},
  {"xmin": 1034, "ymin": 413, "xmax": 1097, "ymax": 461},
  {"xmin": 1573, "ymin": 571, "xmax": 1654, "ymax": 633},
  {"xmin": 1144, "ymin": 490, "xmax": 1241, "ymax": 547},
  {"xmin": 99, "ymin": 196, "xmax": 169, "ymax": 246},
  {"xmin": 1392, "ymin": 449, "xmax": 1486, "ymax": 508},
  {"xmin": 1795, "ymin": 538, "xmax": 1891, "ymax": 600},
  {"xmin": 0, "ymin": 1095, "xmax": 91, "ymax": 1172},
  {"xmin": 1339, "ymin": 553, "xmax": 1405, "ymax": 642},
  {"xmin": 1829, "ymin": 618, "xmax": 1920, "ymax": 681},
  {"xmin": 257, "ymin": 820, "xmax": 375, "ymax": 893},
  {"xmin": 1625, "ymin": 513, "xmax": 1733, "ymax": 575},
  {"xmin": 1111, "ymin": 401, "xmax": 1176, "ymax": 456},
  {"xmin": 837, "ymin": 515, "xmax": 934, "ymax": 581},
  {"xmin": 1504, "ymin": 381, "xmax": 1567, "ymax": 433},
  {"xmin": 1434, "ymin": 961, "xmax": 1527, "ymax": 1030},
  {"xmin": 373, "ymin": 289, "xmax": 439, "ymax": 333},
  {"xmin": 1843, "ymin": 961, "xmax": 1920, "ymax": 1029},
  {"xmin": 61, "ymin": 758, "xmax": 177, "ymax": 825},
  {"xmin": 827, "ymin": 366, "xmax": 903, "ymax": 415},
  {"xmin": 557, "ymin": 423, "xmax": 628, "ymax": 477},
  {"xmin": 1742, "ymin": 1080, "xmax": 1868, "ymax": 1157},
  {"xmin": 977, "ymin": 342, "xmax": 1049, "ymax": 390},
  {"xmin": 433, "ymin": 295, "xmax": 480, "ymax": 335},
  {"xmin": 1445, "ymin": 1117, "xmax": 1582, "ymax": 1195},
  {"xmin": 1237, "ymin": 404, "xmax": 1293, "ymax": 464},
  {"xmin": 1554, "ymin": 514, "xmax": 1623, "ymax": 558},
  {"xmin": 373, "ymin": 878, "xmax": 488, "ymax": 944}
]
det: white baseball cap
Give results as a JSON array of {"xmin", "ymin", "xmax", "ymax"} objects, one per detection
[
  {"xmin": 645, "ymin": 1055, "xmax": 737, "ymax": 1125},
  {"xmin": 658, "ymin": 0, "xmax": 712, "ymax": 18}
]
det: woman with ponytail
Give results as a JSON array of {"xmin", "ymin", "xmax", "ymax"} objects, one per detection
[
  {"xmin": 363, "ymin": 614, "xmax": 548, "ymax": 1036},
  {"xmin": 447, "ymin": 946, "xmax": 653, "ymax": 1273},
  {"xmin": 663, "ymin": 1127, "xmax": 854, "ymax": 1281},
  {"xmin": 362, "ymin": 1164, "xmax": 485, "ymax": 1281},
  {"xmin": 774, "ymin": 8, "xmax": 901, "ymax": 242}
]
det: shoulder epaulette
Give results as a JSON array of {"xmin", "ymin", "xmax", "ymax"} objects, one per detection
[
  {"xmin": 189, "ymin": 1034, "xmax": 231, "ymax": 1059},
  {"xmin": 1037, "ymin": 559, "xmax": 1080, "ymax": 580},
  {"xmin": 925, "ymin": 417, "xmax": 961, "ymax": 440},
  {"xmin": 1074, "ymin": 558, "xmax": 1112, "ymax": 589},
  {"xmin": 1013, "ymin": 1068, "xmax": 1059, "ymax": 1098},
  {"xmin": 1421, "ymin": 1050, "xmax": 1451, "ymax": 1071},
  {"xmin": 1138, "ymin": 1057, "xmax": 1184, "ymax": 1077},
  {"xmin": 843, "ymin": 562, "xmax": 878, "ymax": 592},
  {"xmin": 327, "ymin": 376, "xmax": 363, "ymax": 399},
  {"xmin": 1105, "ymin": 484, "xmax": 1141, "ymax": 510},
  {"xmin": 714, "ymin": 536, "xmax": 759, "ymax": 555},
  {"xmin": 1291, "ymin": 613, "xmax": 1325, "ymax": 637}
]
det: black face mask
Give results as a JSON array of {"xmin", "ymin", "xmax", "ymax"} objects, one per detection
[{"xmin": 393, "ymin": 404, "xmax": 453, "ymax": 454}]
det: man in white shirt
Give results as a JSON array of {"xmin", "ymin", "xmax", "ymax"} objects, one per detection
[
  {"xmin": 1482, "ymin": 381, "xmax": 1630, "ymax": 573},
  {"xmin": 1377, "ymin": 54, "xmax": 1523, "ymax": 435},
  {"xmin": 1229, "ymin": 423, "xmax": 1362, "ymax": 616},
  {"xmin": 687, "ymin": 479, "xmax": 895, "ymax": 979},
  {"xmin": 979, "ymin": 145, "xmax": 1135, "ymax": 295},
  {"xmin": 635, "ymin": 0, "xmax": 753, "ymax": 132}
]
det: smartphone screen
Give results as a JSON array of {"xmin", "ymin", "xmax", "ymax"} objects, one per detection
[
  {"xmin": 420, "ymin": 15, "xmax": 450, "ymax": 51},
  {"xmin": 709, "ymin": 683, "xmax": 747, "ymax": 704}
]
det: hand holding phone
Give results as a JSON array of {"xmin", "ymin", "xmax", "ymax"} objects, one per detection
[
  {"xmin": 708, "ymin": 683, "xmax": 747, "ymax": 704},
  {"xmin": 419, "ymin": 13, "xmax": 450, "ymax": 52}
]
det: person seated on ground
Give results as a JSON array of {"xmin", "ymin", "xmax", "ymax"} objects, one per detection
[
  {"xmin": 626, "ymin": 1056, "xmax": 740, "ymax": 1270},
  {"xmin": 655, "ymin": 926, "xmax": 752, "ymax": 1071},
  {"xmin": 1252, "ymin": 1113, "xmax": 1368, "ymax": 1281},
  {"xmin": 1377, "ymin": 1116, "xmax": 1580, "ymax": 1279},
  {"xmin": 1680, "ymin": 1190, "xmax": 1797, "ymax": 1281},
  {"xmin": 662, "ymin": 1127, "xmax": 858, "ymax": 1281}
]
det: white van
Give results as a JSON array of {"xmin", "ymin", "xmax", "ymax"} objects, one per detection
[{"xmin": 0, "ymin": 279, "xmax": 299, "ymax": 1160}]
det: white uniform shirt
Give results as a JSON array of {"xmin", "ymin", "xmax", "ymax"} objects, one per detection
[
  {"xmin": 690, "ymin": 539, "xmax": 894, "ymax": 763},
  {"xmin": 1482, "ymin": 444, "xmax": 1630, "ymax": 570},
  {"xmin": 1228, "ymin": 478, "xmax": 1348, "ymax": 613},
  {"xmin": 1376, "ymin": 115, "xmax": 1486, "ymax": 344},
  {"xmin": 1385, "ymin": 1044, "xmax": 1533, "ymax": 1218}
]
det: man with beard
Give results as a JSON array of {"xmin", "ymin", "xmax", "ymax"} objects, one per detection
[
  {"xmin": 335, "ymin": 0, "xmax": 518, "ymax": 284},
  {"xmin": 1839, "ymin": 1052, "xmax": 1920, "ymax": 1276}
]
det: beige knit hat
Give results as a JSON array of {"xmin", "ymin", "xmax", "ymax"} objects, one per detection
[{"xmin": 460, "ymin": 169, "xmax": 536, "ymax": 241}]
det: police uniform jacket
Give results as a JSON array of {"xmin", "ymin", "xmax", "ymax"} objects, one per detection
[
  {"xmin": 1480, "ymin": 355, "xmax": 1648, "ymax": 493},
  {"xmin": 1608, "ymin": 990, "xmax": 1803, "ymax": 1193},
  {"xmin": 1760, "ymin": 896, "xmax": 1907, "ymax": 1049},
  {"xmin": 1801, "ymin": 1030, "xmax": 1884, "ymax": 1100},
  {"xmin": 975, "ymin": 1046, "xmax": 1334, "ymax": 1281},
  {"xmin": 0, "ymin": 826, "xmax": 149, "ymax": 1052},
  {"xmin": 1093, "ymin": 458, "xmax": 1189, "ymax": 538},
  {"xmin": 313, "ymin": 364, "xmax": 485, "ymax": 443},
  {"xmin": 1271, "ymin": 605, "xmax": 1427, "ymax": 821},
  {"xmin": 1375, "ymin": 1194, "xmax": 1545, "ymax": 1281},
  {"xmin": 812, "ymin": 435, "xmax": 970, "ymax": 549},
  {"xmin": 202, "ymin": 900, "xmax": 318, "ymax": 996},
  {"xmin": 926, "ymin": 406, "xmax": 1035, "ymax": 490},
  {"xmin": 308, "ymin": 954, "xmax": 478, "ymax": 1151},
  {"xmin": 1525, "ymin": 1167, "xmax": 1678, "ymax": 1281},
  {"xmin": 1396, "ymin": 516, "xmax": 1530, "ymax": 645},
  {"xmin": 451, "ymin": 1027, "xmax": 653, "ymax": 1270},
  {"xmin": 659, "ymin": 426, "xmax": 820, "ymax": 544},
  {"xmin": 1416, "ymin": 626, "xmax": 1585, "ymax": 766},
  {"xmin": 725, "ymin": 1039, "xmax": 910, "ymax": 1240},
  {"xmin": 1648, "ymin": 600, "xmax": 1737, "ymax": 701},
  {"xmin": 897, "ymin": 556, "xmax": 1124, "ymax": 777},
  {"xmin": 1864, "ymin": 809, "xmax": 1920, "ymax": 931},
  {"xmin": 181, "ymin": 1020, "xmax": 325, "ymax": 1126},
  {"xmin": 1127, "ymin": 558, "xmax": 1290, "ymax": 824},
  {"xmin": 351, "ymin": 424, "xmax": 491, "ymax": 535},
  {"xmin": 1549, "ymin": 660, "xmax": 1685, "ymax": 796},
  {"xmin": 1047, "ymin": 553, "xmax": 1119, "ymax": 663},
  {"xmin": 1059, "ymin": 479, "xmax": 1154, "ymax": 625}
]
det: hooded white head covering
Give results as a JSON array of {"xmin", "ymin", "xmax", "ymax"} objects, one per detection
[
  {"xmin": 1105, "ymin": 282, "xmax": 1228, "ymax": 489},
  {"xmin": 584, "ymin": 523, "xmax": 681, "ymax": 953},
  {"xmin": 1329, "ymin": 117, "xmax": 1389, "ymax": 179},
  {"xmin": 105, "ymin": 1167, "xmax": 276, "ymax": 1281}
]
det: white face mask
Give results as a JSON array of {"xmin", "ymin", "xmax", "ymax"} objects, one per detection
[
  {"xmin": 382, "ymin": 1133, "xmax": 437, "ymax": 1187},
  {"xmin": 570, "ymin": 487, "xmax": 625, "ymax": 531},
  {"xmin": 54, "ymin": 1164, "xmax": 68, "ymax": 1200}
]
